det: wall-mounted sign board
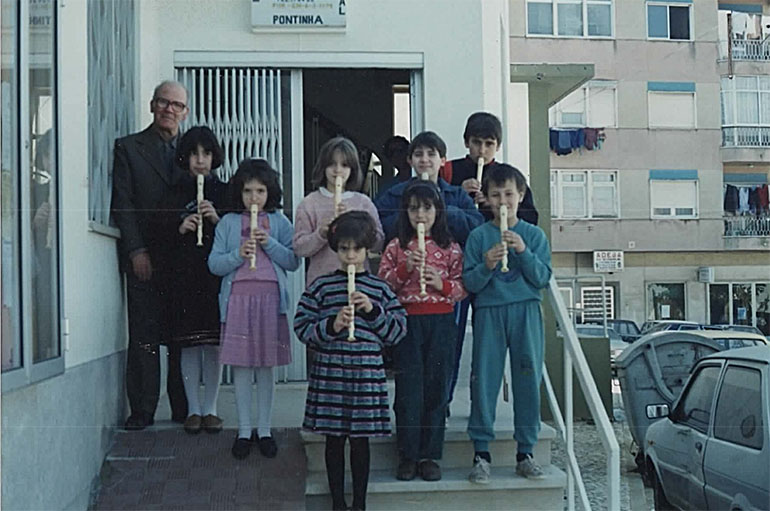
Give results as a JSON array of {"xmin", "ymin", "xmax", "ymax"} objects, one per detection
[{"xmin": 252, "ymin": 0, "xmax": 347, "ymax": 31}]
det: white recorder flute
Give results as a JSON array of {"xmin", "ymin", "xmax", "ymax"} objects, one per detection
[
  {"xmin": 475, "ymin": 157, "xmax": 484, "ymax": 209},
  {"xmin": 249, "ymin": 204, "xmax": 258, "ymax": 269},
  {"xmin": 417, "ymin": 223, "xmax": 427, "ymax": 296},
  {"xmin": 196, "ymin": 174, "xmax": 204, "ymax": 246},
  {"xmin": 500, "ymin": 204, "xmax": 509, "ymax": 273},
  {"xmin": 334, "ymin": 175, "xmax": 343, "ymax": 216},
  {"xmin": 347, "ymin": 264, "xmax": 356, "ymax": 341}
]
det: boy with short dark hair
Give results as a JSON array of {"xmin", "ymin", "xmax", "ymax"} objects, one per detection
[
  {"xmin": 462, "ymin": 163, "xmax": 551, "ymax": 483},
  {"xmin": 375, "ymin": 131, "xmax": 483, "ymax": 247},
  {"xmin": 443, "ymin": 112, "xmax": 539, "ymax": 413}
]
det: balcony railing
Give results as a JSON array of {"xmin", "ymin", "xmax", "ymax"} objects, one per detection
[
  {"xmin": 721, "ymin": 38, "xmax": 770, "ymax": 61},
  {"xmin": 722, "ymin": 126, "xmax": 770, "ymax": 147},
  {"xmin": 724, "ymin": 215, "xmax": 770, "ymax": 237}
]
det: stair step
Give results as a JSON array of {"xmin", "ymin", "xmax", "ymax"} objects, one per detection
[
  {"xmin": 302, "ymin": 423, "xmax": 555, "ymax": 472},
  {"xmin": 306, "ymin": 466, "xmax": 567, "ymax": 510}
]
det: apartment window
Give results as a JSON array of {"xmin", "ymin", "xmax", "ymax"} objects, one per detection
[
  {"xmin": 550, "ymin": 80, "xmax": 617, "ymax": 128},
  {"xmin": 647, "ymin": 283, "xmax": 686, "ymax": 320},
  {"xmin": 527, "ymin": 0, "xmax": 613, "ymax": 37},
  {"xmin": 647, "ymin": 1, "xmax": 691, "ymax": 40},
  {"xmin": 648, "ymin": 82, "xmax": 696, "ymax": 128},
  {"xmin": 551, "ymin": 170, "xmax": 619, "ymax": 218},
  {"xmin": 88, "ymin": 0, "xmax": 136, "ymax": 228},
  {"xmin": 649, "ymin": 170, "xmax": 698, "ymax": 218},
  {"xmin": 2, "ymin": 0, "xmax": 63, "ymax": 388}
]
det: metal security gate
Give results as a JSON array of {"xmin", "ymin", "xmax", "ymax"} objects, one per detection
[
  {"xmin": 581, "ymin": 286, "xmax": 615, "ymax": 322},
  {"xmin": 174, "ymin": 66, "xmax": 306, "ymax": 383},
  {"xmin": 176, "ymin": 67, "xmax": 284, "ymax": 181}
]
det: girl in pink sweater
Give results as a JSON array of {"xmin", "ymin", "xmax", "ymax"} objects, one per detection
[
  {"xmin": 293, "ymin": 137, "xmax": 384, "ymax": 287},
  {"xmin": 378, "ymin": 181, "xmax": 466, "ymax": 482}
]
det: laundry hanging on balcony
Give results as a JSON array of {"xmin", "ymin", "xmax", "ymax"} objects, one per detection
[
  {"xmin": 724, "ymin": 183, "xmax": 769, "ymax": 215},
  {"xmin": 549, "ymin": 128, "xmax": 605, "ymax": 155}
]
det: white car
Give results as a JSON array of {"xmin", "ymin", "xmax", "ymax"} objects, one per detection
[{"xmin": 645, "ymin": 347, "xmax": 770, "ymax": 510}]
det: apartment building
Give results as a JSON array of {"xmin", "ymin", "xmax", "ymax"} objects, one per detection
[{"xmin": 511, "ymin": 0, "xmax": 770, "ymax": 334}]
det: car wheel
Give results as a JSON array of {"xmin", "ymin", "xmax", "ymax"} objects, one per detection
[{"xmin": 651, "ymin": 464, "xmax": 675, "ymax": 510}]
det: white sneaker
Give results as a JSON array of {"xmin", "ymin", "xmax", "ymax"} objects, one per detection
[
  {"xmin": 468, "ymin": 455, "xmax": 491, "ymax": 484},
  {"xmin": 515, "ymin": 456, "xmax": 545, "ymax": 479}
]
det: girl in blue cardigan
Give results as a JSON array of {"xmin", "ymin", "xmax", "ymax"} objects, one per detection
[{"xmin": 208, "ymin": 159, "xmax": 300, "ymax": 460}]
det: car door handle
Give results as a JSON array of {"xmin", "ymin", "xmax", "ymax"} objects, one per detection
[
  {"xmin": 695, "ymin": 441, "xmax": 702, "ymax": 452},
  {"xmin": 676, "ymin": 428, "xmax": 691, "ymax": 436}
]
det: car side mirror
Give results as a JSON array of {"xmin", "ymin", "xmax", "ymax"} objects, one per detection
[{"xmin": 646, "ymin": 404, "xmax": 670, "ymax": 419}]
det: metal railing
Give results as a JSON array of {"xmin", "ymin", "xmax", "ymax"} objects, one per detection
[
  {"xmin": 724, "ymin": 215, "xmax": 770, "ymax": 236},
  {"xmin": 544, "ymin": 276, "xmax": 620, "ymax": 510},
  {"xmin": 728, "ymin": 38, "xmax": 770, "ymax": 61},
  {"xmin": 722, "ymin": 126, "xmax": 770, "ymax": 147}
]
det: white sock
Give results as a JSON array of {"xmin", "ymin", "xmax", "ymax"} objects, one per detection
[
  {"xmin": 232, "ymin": 366, "xmax": 254, "ymax": 439},
  {"xmin": 180, "ymin": 346, "xmax": 202, "ymax": 417},
  {"xmin": 255, "ymin": 366, "xmax": 275, "ymax": 438},
  {"xmin": 201, "ymin": 345, "xmax": 222, "ymax": 416}
]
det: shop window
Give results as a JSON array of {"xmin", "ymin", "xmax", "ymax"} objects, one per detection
[
  {"xmin": 650, "ymin": 176, "xmax": 698, "ymax": 219},
  {"xmin": 647, "ymin": 1, "xmax": 691, "ymax": 40},
  {"xmin": 550, "ymin": 80, "xmax": 617, "ymax": 128},
  {"xmin": 2, "ymin": 0, "xmax": 63, "ymax": 388},
  {"xmin": 714, "ymin": 367, "xmax": 763, "ymax": 450},
  {"xmin": 551, "ymin": 170, "xmax": 619, "ymax": 219},
  {"xmin": 527, "ymin": 0, "xmax": 613, "ymax": 38},
  {"xmin": 709, "ymin": 282, "xmax": 770, "ymax": 335},
  {"xmin": 647, "ymin": 283, "xmax": 686, "ymax": 320},
  {"xmin": 88, "ymin": 0, "xmax": 136, "ymax": 229}
]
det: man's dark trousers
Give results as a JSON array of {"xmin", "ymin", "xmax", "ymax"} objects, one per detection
[{"xmin": 125, "ymin": 269, "xmax": 186, "ymax": 421}]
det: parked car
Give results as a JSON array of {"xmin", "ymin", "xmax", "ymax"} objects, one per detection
[
  {"xmin": 691, "ymin": 330, "xmax": 768, "ymax": 350},
  {"xmin": 574, "ymin": 324, "xmax": 629, "ymax": 373},
  {"xmin": 587, "ymin": 319, "xmax": 641, "ymax": 343},
  {"xmin": 645, "ymin": 347, "xmax": 770, "ymax": 510},
  {"xmin": 641, "ymin": 320, "xmax": 703, "ymax": 335},
  {"xmin": 703, "ymin": 324, "xmax": 765, "ymax": 336}
]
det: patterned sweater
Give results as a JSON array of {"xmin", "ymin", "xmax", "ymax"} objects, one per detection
[{"xmin": 378, "ymin": 237, "xmax": 466, "ymax": 315}]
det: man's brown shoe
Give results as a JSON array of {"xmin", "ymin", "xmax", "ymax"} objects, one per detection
[
  {"xmin": 183, "ymin": 414, "xmax": 202, "ymax": 434},
  {"xmin": 201, "ymin": 414, "xmax": 223, "ymax": 433}
]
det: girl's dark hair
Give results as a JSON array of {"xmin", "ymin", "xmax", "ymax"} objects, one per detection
[
  {"xmin": 229, "ymin": 159, "xmax": 283, "ymax": 213},
  {"xmin": 481, "ymin": 163, "xmax": 528, "ymax": 196},
  {"xmin": 310, "ymin": 137, "xmax": 363, "ymax": 191},
  {"xmin": 328, "ymin": 211, "xmax": 377, "ymax": 251},
  {"xmin": 397, "ymin": 181, "xmax": 453, "ymax": 249},
  {"xmin": 175, "ymin": 126, "xmax": 224, "ymax": 170}
]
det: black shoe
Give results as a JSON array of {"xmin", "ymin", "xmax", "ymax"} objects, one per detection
[
  {"xmin": 396, "ymin": 459, "xmax": 417, "ymax": 481},
  {"xmin": 419, "ymin": 459, "xmax": 442, "ymax": 481},
  {"xmin": 124, "ymin": 412, "xmax": 153, "ymax": 431},
  {"xmin": 231, "ymin": 436, "xmax": 252, "ymax": 460},
  {"xmin": 257, "ymin": 436, "xmax": 278, "ymax": 458}
]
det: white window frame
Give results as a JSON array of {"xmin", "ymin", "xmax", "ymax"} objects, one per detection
[
  {"xmin": 551, "ymin": 169, "xmax": 619, "ymax": 219},
  {"xmin": 649, "ymin": 179, "xmax": 699, "ymax": 219},
  {"xmin": 646, "ymin": 1, "xmax": 693, "ymax": 41},
  {"xmin": 720, "ymin": 75, "xmax": 770, "ymax": 127},
  {"xmin": 2, "ymin": 0, "xmax": 64, "ymax": 391},
  {"xmin": 648, "ymin": 90, "xmax": 697, "ymax": 129},
  {"xmin": 550, "ymin": 80, "xmax": 617, "ymax": 128},
  {"xmin": 526, "ymin": 0, "xmax": 614, "ymax": 39}
]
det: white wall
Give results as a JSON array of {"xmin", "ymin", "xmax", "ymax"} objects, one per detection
[
  {"xmin": 60, "ymin": 0, "xmax": 126, "ymax": 368},
  {"xmin": 136, "ymin": 0, "xmax": 511, "ymax": 161}
]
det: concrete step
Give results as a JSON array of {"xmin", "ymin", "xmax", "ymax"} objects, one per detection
[
  {"xmin": 306, "ymin": 465, "xmax": 567, "ymax": 511},
  {"xmin": 302, "ymin": 423, "xmax": 556, "ymax": 473}
]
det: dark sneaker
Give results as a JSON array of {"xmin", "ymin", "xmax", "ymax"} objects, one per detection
[
  {"xmin": 257, "ymin": 436, "xmax": 278, "ymax": 458},
  {"xmin": 231, "ymin": 436, "xmax": 252, "ymax": 460},
  {"xmin": 124, "ymin": 412, "xmax": 153, "ymax": 431},
  {"xmin": 183, "ymin": 414, "xmax": 202, "ymax": 434},
  {"xmin": 419, "ymin": 460, "xmax": 442, "ymax": 481},
  {"xmin": 396, "ymin": 459, "xmax": 417, "ymax": 481}
]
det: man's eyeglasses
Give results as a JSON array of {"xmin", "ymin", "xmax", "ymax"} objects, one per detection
[{"xmin": 153, "ymin": 97, "xmax": 187, "ymax": 113}]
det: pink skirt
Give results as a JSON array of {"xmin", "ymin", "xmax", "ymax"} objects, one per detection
[{"xmin": 220, "ymin": 281, "xmax": 292, "ymax": 368}]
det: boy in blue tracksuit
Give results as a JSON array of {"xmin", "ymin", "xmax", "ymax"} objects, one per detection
[
  {"xmin": 374, "ymin": 131, "xmax": 484, "ymax": 247},
  {"xmin": 462, "ymin": 163, "xmax": 552, "ymax": 483}
]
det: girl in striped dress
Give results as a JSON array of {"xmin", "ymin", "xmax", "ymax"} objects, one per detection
[{"xmin": 294, "ymin": 211, "xmax": 407, "ymax": 511}]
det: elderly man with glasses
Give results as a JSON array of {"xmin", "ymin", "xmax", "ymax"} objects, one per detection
[{"xmin": 112, "ymin": 80, "xmax": 190, "ymax": 430}]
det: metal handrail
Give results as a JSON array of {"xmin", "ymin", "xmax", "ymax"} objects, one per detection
[{"xmin": 544, "ymin": 276, "xmax": 620, "ymax": 510}]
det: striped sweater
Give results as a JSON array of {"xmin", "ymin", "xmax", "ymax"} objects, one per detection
[{"xmin": 294, "ymin": 269, "xmax": 407, "ymax": 437}]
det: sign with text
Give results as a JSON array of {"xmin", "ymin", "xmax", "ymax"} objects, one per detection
[
  {"xmin": 593, "ymin": 250, "xmax": 624, "ymax": 273},
  {"xmin": 251, "ymin": 0, "xmax": 347, "ymax": 30}
]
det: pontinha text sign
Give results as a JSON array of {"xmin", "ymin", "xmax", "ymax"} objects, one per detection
[{"xmin": 251, "ymin": 0, "xmax": 347, "ymax": 31}]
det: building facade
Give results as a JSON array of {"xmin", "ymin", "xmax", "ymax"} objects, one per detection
[{"xmin": 511, "ymin": 0, "xmax": 770, "ymax": 333}]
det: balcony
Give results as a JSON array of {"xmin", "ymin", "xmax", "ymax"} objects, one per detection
[
  {"xmin": 722, "ymin": 126, "xmax": 770, "ymax": 147},
  {"xmin": 724, "ymin": 214, "xmax": 770, "ymax": 237},
  {"xmin": 727, "ymin": 39, "xmax": 770, "ymax": 61}
]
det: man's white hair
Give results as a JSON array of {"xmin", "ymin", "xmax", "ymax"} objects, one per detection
[{"xmin": 152, "ymin": 80, "xmax": 188, "ymax": 100}]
